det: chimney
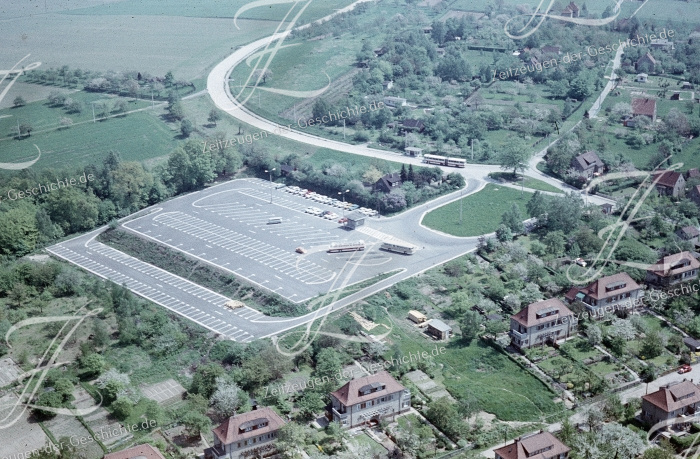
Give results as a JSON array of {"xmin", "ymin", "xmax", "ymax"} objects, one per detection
[{"xmin": 251, "ymin": 398, "xmax": 259, "ymax": 410}]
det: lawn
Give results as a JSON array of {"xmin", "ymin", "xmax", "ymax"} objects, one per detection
[
  {"xmin": 348, "ymin": 431, "xmax": 388, "ymax": 457},
  {"xmin": 488, "ymin": 172, "xmax": 564, "ymax": 194},
  {"xmin": 422, "ymin": 184, "xmax": 533, "ymax": 237}
]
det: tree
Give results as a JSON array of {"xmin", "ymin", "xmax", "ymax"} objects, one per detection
[
  {"xmin": 277, "ymin": 422, "xmax": 308, "ymax": 458},
  {"xmin": 642, "ymin": 443, "xmax": 676, "ymax": 459},
  {"xmin": 497, "ymin": 137, "xmax": 531, "ymax": 178},
  {"xmin": 164, "ymin": 71, "xmax": 174, "ymax": 87},
  {"xmin": 190, "ymin": 363, "xmax": 225, "ymax": 398},
  {"xmin": 181, "ymin": 411, "xmax": 211, "ymax": 438},
  {"xmin": 210, "ymin": 377, "xmax": 242, "ymax": 418},
  {"xmin": 8, "ymin": 283, "xmax": 32, "ymax": 309},
  {"xmin": 59, "ymin": 117, "xmax": 73, "ymax": 128},
  {"xmin": 501, "ymin": 203, "xmax": 525, "ymax": 234},
  {"xmin": 80, "ymin": 353, "xmax": 105, "ymax": 377},
  {"xmin": 252, "ymin": 69, "xmax": 272, "ymax": 84},
  {"xmin": 168, "ymin": 100, "xmax": 184, "ymax": 121},
  {"xmin": 407, "ymin": 164, "xmax": 415, "ymax": 182},
  {"xmin": 180, "ymin": 118, "xmax": 194, "ymax": 137},
  {"xmin": 495, "ymin": 224, "xmax": 513, "ymax": 242},
  {"xmin": 603, "ymin": 393, "xmax": 624, "ymax": 420},
  {"xmin": 543, "ymin": 231, "xmax": 566, "ymax": 256},
  {"xmin": 400, "ymin": 164, "xmax": 407, "ymax": 182},
  {"xmin": 312, "ymin": 98, "xmax": 332, "ymax": 123},
  {"xmin": 640, "ymin": 330, "xmax": 664, "ymax": 359},
  {"xmin": 296, "ymin": 391, "xmax": 325, "ymax": 420},
  {"xmin": 34, "ymin": 391, "xmax": 63, "ymax": 419},
  {"xmin": 111, "ymin": 397, "xmax": 133, "ymax": 420},
  {"xmin": 13, "ymin": 96, "xmax": 26, "ymax": 107},
  {"xmin": 459, "ymin": 310, "xmax": 482, "ymax": 343},
  {"xmin": 18, "ymin": 123, "xmax": 33, "ymax": 137},
  {"xmin": 426, "ymin": 397, "xmax": 462, "ymax": 439},
  {"xmin": 596, "ymin": 423, "xmax": 644, "ymax": 459},
  {"xmin": 587, "ymin": 324, "xmax": 602, "ymax": 346},
  {"xmin": 208, "ymin": 109, "xmax": 221, "ymax": 126}
]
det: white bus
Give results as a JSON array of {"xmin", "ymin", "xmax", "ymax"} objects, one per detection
[
  {"xmin": 380, "ymin": 242, "xmax": 415, "ymax": 255},
  {"xmin": 423, "ymin": 154, "xmax": 447, "ymax": 166},
  {"xmin": 446, "ymin": 157, "xmax": 466, "ymax": 168},
  {"xmin": 328, "ymin": 240, "xmax": 365, "ymax": 253}
]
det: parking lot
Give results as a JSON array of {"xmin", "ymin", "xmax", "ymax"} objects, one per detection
[{"xmin": 121, "ymin": 178, "xmax": 413, "ymax": 303}]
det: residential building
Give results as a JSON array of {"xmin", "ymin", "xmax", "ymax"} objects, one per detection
[
  {"xmin": 641, "ymin": 380, "xmax": 700, "ymax": 427},
  {"xmin": 636, "ymin": 73, "xmax": 648, "ymax": 83},
  {"xmin": 383, "ymin": 96, "xmax": 406, "ymax": 107},
  {"xmin": 408, "ymin": 310, "xmax": 427, "ymax": 324},
  {"xmin": 561, "ymin": 1, "xmax": 580, "ymax": 18},
  {"xmin": 688, "ymin": 185, "xmax": 700, "ymax": 207},
  {"xmin": 570, "ymin": 151, "xmax": 604, "ymax": 178},
  {"xmin": 328, "ymin": 371, "xmax": 411, "ymax": 428},
  {"xmin": 676, "ymin": 226, "xmax": 699, "ymax": 244},
  {"xmin": 565, "ymin": 272, "xmax": 643, "ymax": 316},
  {"xmin": 426, "ymin": 319, "xmax": 452, "ymax": 340},
  {"xmin": 631, "ymin": 98, "xmax": 657, "ymax": 121},
  {"xmin": 686, "ymin": 168, "xmax": 700, "ymax": 180},
  {"xmin": 540, "ymin": 45, "xmax": 562, "ymax": 55},
  {"xmin": 684, "ymin": 337, "xmax": 700, "ymax": 352},
  {"xmin": 636, "ymin": 52, "xmax": 657, "ymax": 73},
  {"xmin": 510, "ymin": 298, "xmax": 576, "ymax": 349},
  {"xmin": 206, "ymin": 406, "xmax": 285, "ymax": 459},
  {"xmin": 401, "ymin": 119, "xmax": 425, "ymax": 133},
  {"xmin": 645, "ymin": 251, "xmax": 700, "ymax": 287},
  {"xmin": 682, "ymin": 82, "xmax": 694, "ymax": 90},
  {"xmin": 494, "ymin": 430, "xmax": 570, "ymax": 459},
  {"xmin": 651, "ymin": 170, "xmax": 685, "ymax": 197},
  {"xmin": 374, "ymin": 173, "xmax": 402, "ymax": 193},
  {"xmin": 280, "ymin": 164, "xmax": 296, "ymax": 176},
  {"xmin": 650, "ymin": 38, "xmax": 674, "ymax": 52},
  {"xmin": 104, "ymin": 445, "xmax": 166, "ymax": 459}
]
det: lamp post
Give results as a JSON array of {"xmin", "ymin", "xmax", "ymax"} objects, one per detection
[
  {"xmin": 460, "ymin": 189, "xmax": 464, "ymax": 225},
  {"xmin": 264, "ymin": 168, "xmax": 275, "ymax": 203},
  {"xmin": 338, "ymin": 189, "xmax": 349, "ymax": 216}
]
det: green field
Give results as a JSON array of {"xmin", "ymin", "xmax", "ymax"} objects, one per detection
[
  {"xmin": 489, "ymin": 172, "xmax": 564, "ymax": 194},
  {"xmin": 0, "ymin": 95, "xmax": 178, "ymax": 171},
  {"xmin": 64, "ymin": 0, "xmax": 356, "ymax": 23},
  {"xmin": 422, "ymin": 184, "xmax": 533, "ymax": 237}
]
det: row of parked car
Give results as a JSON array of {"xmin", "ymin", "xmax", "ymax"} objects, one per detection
[{"xmin": 284, "ymin": 186, "xmax": 378, "ymax": 216}]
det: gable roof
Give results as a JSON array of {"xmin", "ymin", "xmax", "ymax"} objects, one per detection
[
  {"xmin": 572, "ymin": 151, "xmax": 603, "ymax": 170},
  {"xmin": 642, "ymin": 380, "xmax": 700, "ymax": 413},
  {"xmin": 565, "ymin": 272, "xmax": 641, "ymax": 302},
  {"xmin": 632, "ymin": 98, "xmax": 657, "ymax": 117},
  {"xmin": 562, "ymin": 1, "xmax": 579, "ymax": 13},
  {"xmin": 427, "ymin": 319, "xmax": 452, "ymax": 332},
  {"xmin": 677, "ymin": 226, "xmax": 700, "ymax": 239},
  {"xmin": 687, "ymin": 168, "xmax": 700, "ymax": 179},
  {"xmin": 652, "ymin": 170, "xmax": 684, "ymax": 188},
  {"xmin": 376, "ymin": 173, "xmax": 402, "ymax": 191},
  {"xmin": 638, "ymin": 52, "xmax": 657, "ymax": 64},
  {"xmin": 104, "ymin": 445, "xmax": 166, "ymax": 459},
  {"xmin": 212, "ymin": 407, "xmax": 285, "ymax": 445},
  {"xmin": 402, "ymin": 119, "xmax": 425, "ymax": 129},
  {"xmin": 647, "ymin": 251, "xmax": 700, "ymax": 277},
  {"xmin": 540, "ymin": 45, "xmax": 561, "ymax": 54},
  {"xmin": 493, "ymin": 431, "xmax": 570, "ymax": 459},
  {"xmin": 511, "ymin": 298, "xmax": 573, "ymax": 328},
  {"xmin": 330, "ymin": 371, "xmax": 405, "ymax": 407}
]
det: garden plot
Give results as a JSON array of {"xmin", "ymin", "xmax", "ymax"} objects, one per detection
[
  {"xmin": 73, "ymin": 387, "xmax": 131, "ymax": 449},
  {"xmin": 44, "ymin": 412, "xmax": 103, "ymax": 459},
  {"xmin": 140, "ymin": 379, "xmax": 186, "ymax": 405},
  {"xmin": 0, "ymin": 358, "xmax": 22, "ymax": 387},
  {"xmin": 0, "ymin": 393, "xmax": 50, "ymax": 458}
]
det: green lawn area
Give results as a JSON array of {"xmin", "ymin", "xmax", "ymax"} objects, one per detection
[
  {"xmin": 348, "ymin": 431, "xmax": 388, "ymax": 457},
  {"xmin": 422, "ymin": 184, "xmax": 533, "ymax": 237},
  {"xmin": 489, "ymin": 172, "xmax": 563, "ymax": 194},
  {"xmin": 0, "ymin": 101, "xmax": 178, "ymax": 171},
  {"xmin": 560, "ymin": 338, "xmax": 604, "ymax": 362}
]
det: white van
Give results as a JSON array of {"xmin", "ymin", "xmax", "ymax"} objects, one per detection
[{"xmin": 268, "ymin": 217, "xmax": 282, "ymax": 224}]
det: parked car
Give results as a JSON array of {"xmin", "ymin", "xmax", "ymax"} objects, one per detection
[
  {"xmin": 338, "ymin": 217, "xmax": 348, "ymax": 223},
  {"xmin": 348, "ymin": 204, "xmax": 359, "ymax": 211},
  {"xmin": 324, "ymin": 212, "xmax": 338, "ymax": 220},
  {"xmin": 679, "ymin": 364, "xmax": 692, "ymax": 374},
  {"xmin": 574, "ymin": 257, "xmax": 587, "ymax": 267},
  {"xmin": 295, "ymin": 247, "xmax": 307, "ymax": 254}
]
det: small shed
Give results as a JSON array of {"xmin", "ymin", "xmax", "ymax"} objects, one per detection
[
  {"xmin": 635, "ymin": 73, "xmax": 648, "ymax": 83},
  {"xmin": 600, "ymin": 203, "xmax": 614, "ymax": 215},
  {"xmin": 408, "ymin": 310, "xmax": 427, "ymax": 324},
  {"xmin": 684, "ymin": 337, "xmax": 700, "ymax": 352},
  {"xmin": 345, "ymin": 211, "xmax": 365, "ymax": 230},
  {"xmin": 404, "ymin": 147, "xmax": 423, "ymax": 157},
  {"xmin": 426, "ymin": 319, "xmax": 452, "ymax": 340}
]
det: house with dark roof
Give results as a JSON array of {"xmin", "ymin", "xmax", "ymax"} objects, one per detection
[
  {"xmin": 565, "ymin": 272, "xmax": 643, "ymax": 316},
  {"xmin": 686, "ymin": 168, "xmax": 700, "ymax": 180},
  {"xmin": 570, "ymin": 151, "xmax": 604, "ymax": 178},
  {"xmin": 641, "ymin": 380, "xmax": 700, "ymax": 427},
  {"xmin": 494, "ymin": 430, "xmax": 570, "ymax": 459},
  {"xmin": 206, "ymin": 406, "xmax": 285, "ymax": 459},
  {"xmin": 561, "ymin": 1, "xmax": 580, "ymax": 18},
  {"xmin": 646, "ymin": 251, "xmax": 700, "ymax": 287},
  {"xmin": 104, "ymin": 445, "xmax": 166, "ymax": 459},
  {"xmin": 383, "ymin": 96, "xmax": 407, "ymax": 108},
  {"xmin": 689, "ymin": 185, "xmax": 700, "ymax": 208},
  {"xmin": 631, "ymin": 98, "xmax": 657, "ymax": 121},
  {"xmin": 510, "ymin": 298, "xmax": 576, "ymax": 349},
  {"xmin": 652, "ymin": 170, "xmax": 685, "ymax": 197},
  {"xmin": 401, "ymin": 119, "xmax": 425, "ymax": 133},
  {"xmin": 684, "ymin": 337, "xmax": 700, "ymax": 352},
  {"xmin": 374, "ymin": 173, "xmax": 402, "ymax": 193},
  {"xmin": 676, "ymin": 226, "xmax": 700, "ymax": 244},
  {"xmin": 328, "ymin": 371, "xmax": 411, "ymax": 428},
  {"xmin": 280, "ymin": 164, "xmax": 296, "ymax": 176},
  {"xmin": 636, "ymin": 52, "xmax": 657, "ymax": 73},
  {"xmin": 540, "ymin": 45, "xmax": 562, "ymax": 55},
  {"xmin": 600, "ymin": 203, "xmax": 614, "ymax": 215},
  {"xmin": 650, "ymin": 38, "xmax": 674, "ymax": 52}
]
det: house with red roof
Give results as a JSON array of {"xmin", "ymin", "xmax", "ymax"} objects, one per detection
[
  {"xmin": 651, "ymin": 170, "xmax": 685, "ymax": 197},
  {"xmin": 328, "ymin": 371, "xmax": 410, "ymax": 428},
  {"xmin": 104, "ymin": 445, "xmax": 166, "ymax": 459},
  {"xmin": 205, "ymin": 406, "xmax": 285, "ymax": 459},
  {"xmin": 645, "ymin": 251, "xmax": 700, "ymax": 287},
  {"xmin": 509, "ymin": 298, "xmax": 576, "ymax": 349},
  {"xmin": 641, "ymin": 380, "xmax": 700, "ymax": 427},
  {"xmin": 561, "ymin": 1, "xmax": 580, "ymax": 18},
  {"xmin": 565, "ymin": 272, "xmax": 643, "ymax": 316},
  {"xmin": 631, "ymin": 98, "xmax": 657, "ymax": 121},
  {"xmin": 494, "ymin": 430, "xmax": 570, "ymax": 459}
]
